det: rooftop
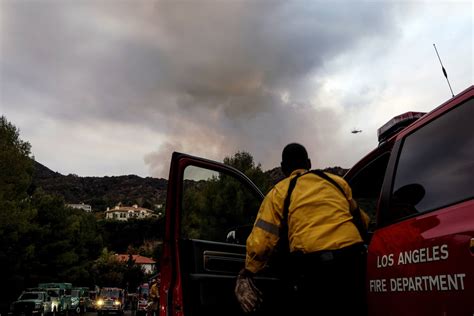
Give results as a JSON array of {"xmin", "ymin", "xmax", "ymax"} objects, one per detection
[
  {"xmin": 105, "ymin": 204, "xmax": 153, "ymax": 213},
  {"xmin": 115, "ymin": 254, "xmax": 156, "ymax": 265}
]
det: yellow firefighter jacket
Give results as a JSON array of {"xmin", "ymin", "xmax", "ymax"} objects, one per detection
[
  {"xmin": 150, "ymin": 282, "xmax": 159, "ymax": 303},
  {"xmin": 245, "ymin": 169, "xmax": 370, "ymax": 274}
]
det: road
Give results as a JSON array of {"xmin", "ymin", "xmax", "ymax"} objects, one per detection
[{"xmin": 85, "ymin": 311, "xmax": 135, "ymax": 316}]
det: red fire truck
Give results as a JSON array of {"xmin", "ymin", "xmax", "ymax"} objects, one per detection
[{"xmin": 158, "ymin": 85, "xmax": 473, "ymax": 316}]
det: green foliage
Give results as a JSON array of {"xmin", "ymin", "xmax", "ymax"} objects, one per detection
[
  {"xmin": 91, "ymin": 249, "xmax": 126, "ymax": 287},
  {"xmin": 0, "ymin": 117, "xmax": 104, "ymax": 309},
  {"xmin": 0, "ymin": 116, "xmax": 33, "ymax": 201},
  {"xmin": 90, "ymin": 249, "xmax": 146, "ymax": 291},
  {"xmin": 0, "ymin": 199, "xmax": 37, "ymax": 303},
  {"xmin": 138, "ymin": 240, "xmax": 163, "ymax": 259},
  {"xmin": 28, "ymin": 190, "xmax": 103, "ymax": 284},
  {"xmin": 223, "ymin": 151, "xmax": 272, "ymax": 194},
  {"xmin": 100, "ymin": 218, "xmax": 164, "ymax": 254},
  {"xmin": 0, "ymin": 116, "xmax": 36, "ymax": 306},
  {"xmin": 0, "ymin": 189, "xmax": 104, "ymax": 299}
]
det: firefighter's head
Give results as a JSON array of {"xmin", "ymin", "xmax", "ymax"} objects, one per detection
[{"xmin": 281, "ymin": 143, "xmax": 311, "ymax": 176}]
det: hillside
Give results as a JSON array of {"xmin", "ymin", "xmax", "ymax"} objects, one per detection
[
  {"xmin": 32, "ymin": 161, "xmax": 348, "ymax": 212},
  {"xmin": 32, "ymin": 161, "xmax": 167, "ymax": 212}
]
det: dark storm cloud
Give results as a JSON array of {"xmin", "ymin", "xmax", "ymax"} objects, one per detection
[
  {"xmin": 152, "ymin": 1, "xmax": 400, "ymax": 114},
  {"xmin": 142, "ymin": 0, "xmax": 402, "ymax": 175},
  {"xmin": 1, "ymin": 0, "xmax": 403, "ymax": 177}
]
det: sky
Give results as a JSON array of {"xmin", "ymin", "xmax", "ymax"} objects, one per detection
[{"xmin": 1, "ymin": 0, "xmax": 472, "ymax": 178}]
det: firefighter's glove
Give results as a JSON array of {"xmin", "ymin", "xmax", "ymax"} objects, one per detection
[{"xmin": 235, "ymin": 269, "xmax": 263, "ymax": 313}]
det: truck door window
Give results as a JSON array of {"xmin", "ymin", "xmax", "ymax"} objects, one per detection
[
  {"xmin": 389, "ymin": 98, "xmax": 474, "ymax": 221},
  {"xmin": 348, "ymin": 153, "xmax": 390, "ymax": 228},
  {"xmin": 181, "ymin": 166, "xmax": 261, "ymax": 244}
]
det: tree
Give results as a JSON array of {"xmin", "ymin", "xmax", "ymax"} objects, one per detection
[
  {"xmin": 28, "ymin": 190, "xmax": 103, "ymax": 285},
  {"xmin": 90, "ymin": 249, "xmax": 145, "ymax": 289},
  {"xmin": 100, "ymin": 218, "xmax": 164, "ymax": 254},
  {"xmin": 0, "ymin": 117, "xmax": 36, "ymax": 310},
  {"xmin": 91, "ymin": 249, "xmax": 126, "ymax": 287},
  {"xmin": 223, "ymin": 151, "xmax": 272, "ymax": 194},
  {"xmin": 0, "ymin": 117, "xmax": 104, "ymax": 309},
  {"xmin": 0, "ymin": 116, "xmax": 33, "ymax": 201}
]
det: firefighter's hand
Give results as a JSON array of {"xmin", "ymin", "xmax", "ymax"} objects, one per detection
[{"xmin": 235, "ymin": 269, "xmax": 263, "ymax": 313}]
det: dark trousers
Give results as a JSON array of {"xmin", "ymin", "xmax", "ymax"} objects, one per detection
[{"xmin": 288, "ymin": 244, "xmax": 367, "ymax": 316}]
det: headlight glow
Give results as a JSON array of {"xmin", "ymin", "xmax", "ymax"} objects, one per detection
[
  {"xmin": 114, "ymin": 301, "xmax": 121, "ymax": 306},
  {"xmin": 96, "ymin": 299, "xmax": 104, "ymax": 306}
]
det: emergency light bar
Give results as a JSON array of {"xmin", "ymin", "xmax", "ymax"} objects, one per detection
[{"xmin": 377, "ymin": 111, "xmax": 426, "ymax": 143}]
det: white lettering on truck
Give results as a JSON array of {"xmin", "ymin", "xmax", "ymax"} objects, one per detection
[
  {"xmin": 376, "ymin": 244, "xmax": 449, "ymax": 269},
  {"xmin": 388, "ymin": 274, "xmax": 466, "ymax": 292},
  {"xmin": 370, "ymin": 274, "xmax": 466, "ymax": 293},
  {"xmin": 370, "ymin": 244, "xmax": 467, "ymax": 293},
  {"xmin": 397, "ymin": 244, "xmax": 449, "ymax": 265}
]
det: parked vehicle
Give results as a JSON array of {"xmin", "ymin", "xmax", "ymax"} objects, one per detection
[
  {"xmin": 38, "ymin": 283, "xmax": 72, "ymax": 315},
  {"xmin": 158, "ymin": 85, "xmax": 473, "ymax": 316},
  {"xmin": 70, "ymin": 288, "xmax": 90, "ymax": 314},
  {"xmin": 136, "ymin": 284, "xmax": 149, "ymax": 316},
  {"xmin": 95, "ymin": 288, "xmax": 124, "ymax": 316},
  {"xmin": 10, "ymin": 291, "xmax": 52, "ymax": 316},
  {"xmin": 87, "ymin": 291, "xmax": 97, "ymax": 312}
]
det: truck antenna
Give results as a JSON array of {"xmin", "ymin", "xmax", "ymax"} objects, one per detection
[{"xmin": 433, "ymin": 43, "xmax": 454, "ymax": 97}]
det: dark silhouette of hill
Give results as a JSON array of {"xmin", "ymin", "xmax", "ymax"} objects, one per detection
[
  {"xmin": 32, "ymin": 160, "xmax": 167, "ymax": 212},
  {"xmin": 32, "ymin": 161, "xmax": 348, "ymax": 212}
]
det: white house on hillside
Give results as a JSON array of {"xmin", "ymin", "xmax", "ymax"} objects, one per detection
[
  {"xmin": 67, "ymin": 203, "xmax": 92, "ymax": 212},
  {"xmin": 105, "ymin": 204, "xmax": 157, "ymax": 221}
]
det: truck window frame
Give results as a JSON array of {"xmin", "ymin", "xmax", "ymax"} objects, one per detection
[{"xmin": 378, "ymin": 97, "xmax": 474, "ymax": 227}]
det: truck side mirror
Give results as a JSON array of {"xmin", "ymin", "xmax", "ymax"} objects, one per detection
[
  {"xmin": 226, "ymin": 230, "xmax": 236, "ymax": 244},
  {"xmin": 226, "ymin": 224, "xmax": 253, "ymax": 244}
]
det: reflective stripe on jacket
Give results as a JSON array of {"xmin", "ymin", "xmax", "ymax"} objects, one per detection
[{"xmin": 245, "ymin": 169, "xmax": 369, "ymax": 274}]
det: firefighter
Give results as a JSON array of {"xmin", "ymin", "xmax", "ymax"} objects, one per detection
[
  {"xmin": 149, "ymin": 278, "xmax": 159, "ymax": 316},
  {"xmin": 235, "ymin": 143, "xmax": 370, "ymax": 315}
]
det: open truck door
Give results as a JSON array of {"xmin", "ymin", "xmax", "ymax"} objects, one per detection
[{"xmin": 159, "ymin": 152, "xmax": 286, "ymax": 316}]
